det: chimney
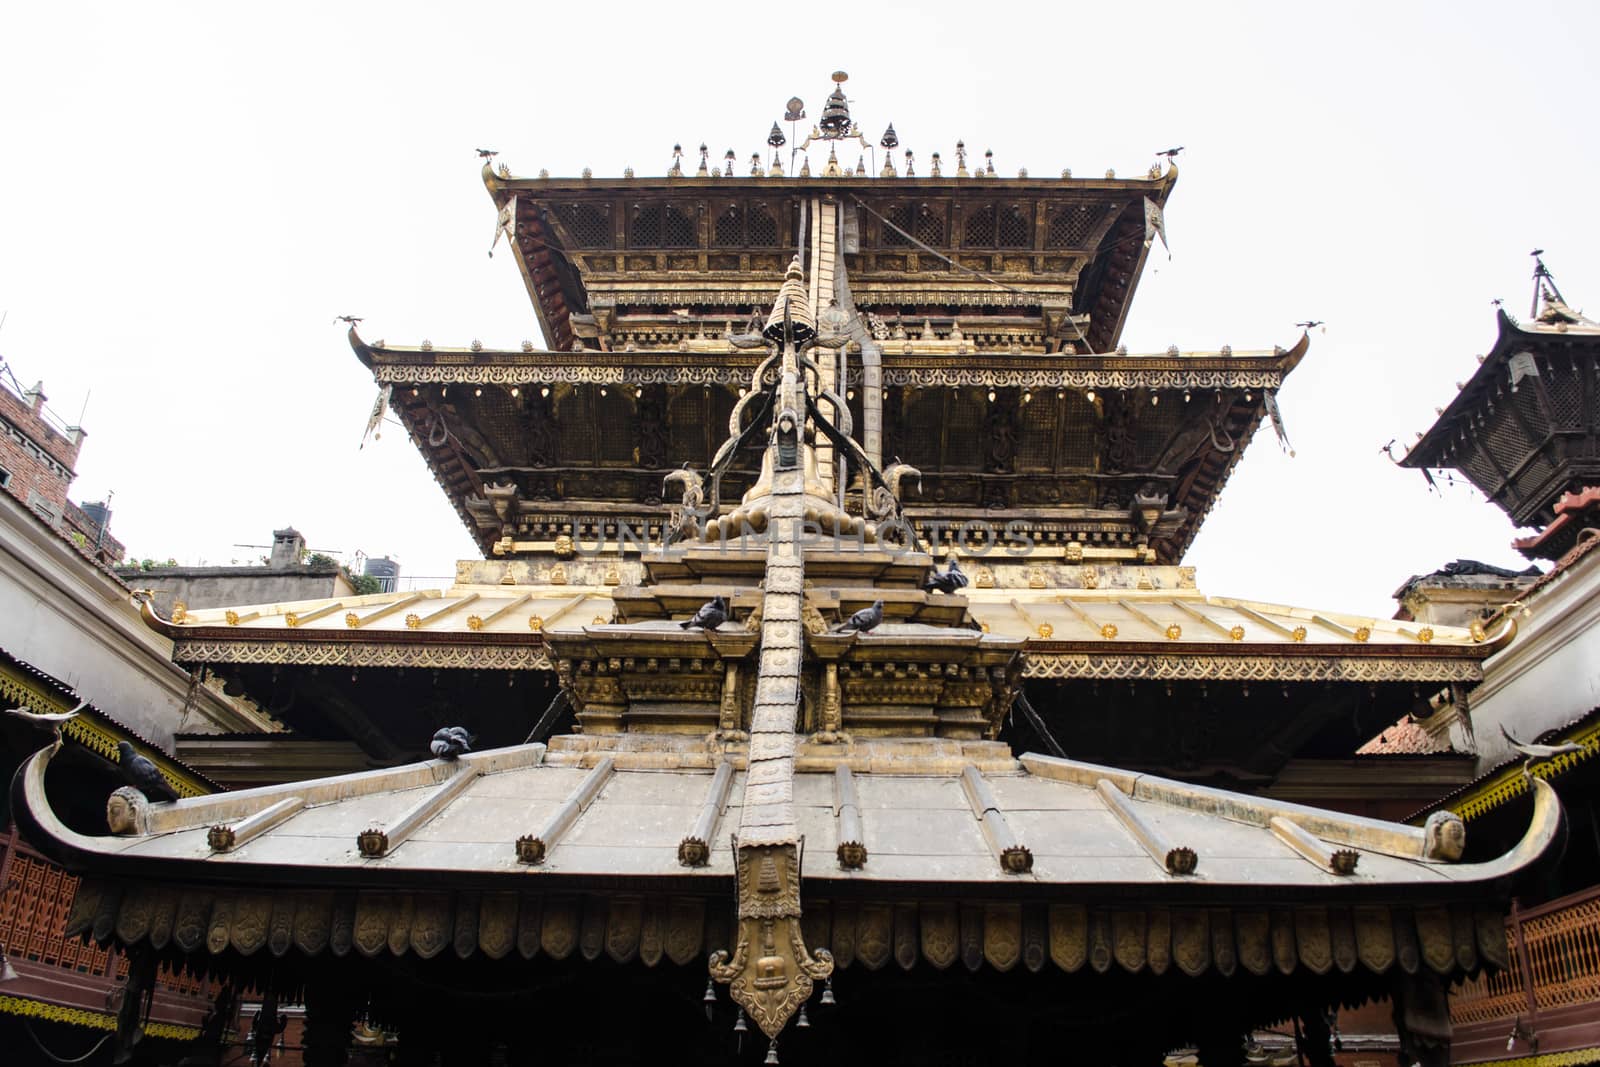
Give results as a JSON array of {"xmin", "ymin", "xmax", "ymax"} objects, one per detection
[{"xmin": 269, "ymin": 527, "xmax": 305, "ymax": 570}]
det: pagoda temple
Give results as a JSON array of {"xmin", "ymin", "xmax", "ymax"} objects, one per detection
[{"xmin": 10, "ymin": 74, "xmax": 1564, "ymax": 1066}]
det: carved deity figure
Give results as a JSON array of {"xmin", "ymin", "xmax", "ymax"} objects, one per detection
[
  {"xmin": 1422, "ymin": 810, "xmax": 1466, "ymax": 862},
  {"xmin": 107, "ymin": 786, "xmax": 149, "ymax": 836}
]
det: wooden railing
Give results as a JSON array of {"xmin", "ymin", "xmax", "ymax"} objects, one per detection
[
  {"xmin": 1451, "ymin": 885, "xmax": 1600, "ymax": 1026},
  {"xmin": 0, "ymin": 830, "xmax": 209, "ymax": 1002}
]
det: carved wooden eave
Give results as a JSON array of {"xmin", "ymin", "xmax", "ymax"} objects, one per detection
[
  {"xmin": 1403, "ymin": 308, "xmax": 1600, "ymax": 529},
  {"xmin": 350, "ymin": 329, "xmax": 1306, "ymax": 561},
  {"xmin": 480, "ymin": 166, "xmax": 1177, "ymax": 356},
  {"xmin": 13, "ymin": 740, "xmax": 1560, "ymax": 977}
]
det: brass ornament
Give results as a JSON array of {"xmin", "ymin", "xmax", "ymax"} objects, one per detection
[
  {"xmin": 116, "ymin": 885, "xmax": 156, "ymax": 945},
  {"xmin": 579, "ymin": 896, "xmax": 607, "ymax": 961},
  {"xmin": 961, "ymin": 903, "xmax": 984, "ymax": 972},
  {"xmin": 291, "ymin": 893, "xmax": 334, "ymax": 956},
  {"xmin": 345, "ymin": 612, "xmax": 361, "ymax": 628},
  {"xmin": 232, "ymin": 893, "xmax": 273, "ymax": 956},
  {"xmin": 528, "ymin": 615, "xmax": 544, "ymax": 631},
  {"xmin": 1291, "ymin": 626, "xmax": 1308, "ymax": 642},
  {"xmin": 1353, "ymin": 905, "xmax": 1395, "ymax": 973},
  {"xmin": 1209, "ymin": 908, "xmax": 1237, "ymax": 977},
  {"xmin": 1164, "ymin": 623, "xmax": 1182, "ymax": 640},
  {"xmin": 175, "ymin": 890, "xmax": 209, "ymax": 953},
  {"xmin": 1415, "ymin": 906, "xmax": 1454, "ymax": 974},
  {"xmin": 386, "ymin": 895, "xmax": 414, "ymax": 957},
  {"xmin": 454, "ymin": 891, "xmax": 482, "ymax": 960},
  {"xmin": 1295, "ymin": 906, "xmax": 1332, "ymax": 975},
  {"xmin": 1023, "ymin": 905, "xmax": 1048, "ymax": 973},
  {"xmin": 225, "ymin": 610, "xmax": 241, "ymax": 626},
  {"xmin": 516, "ymin": 893, "xmax": 543, "ymax": 960},
  {"xmin": 1229, "ymin": 625, "xmax": 1246, "ymax": 640},
  {"xmin": 405, "ymin": 613, "xmax": 422, "ymax": 629},
  {"xmin": 1234, "ymin": 910, "xmax": 1271, "ymax": 976},
  {"xmin": 893, "ymin": 903, "xmax": 918, "ymax": 971},
  {"xmin": 855, "ymin": 903, "xmax": 890, "ymax": 970},
  {"xmin": 1172, "ymin": 909, "xmax": 1210, "ymax": 977},
  {"xmin": 1270, "ymin": 909, "xmax": 1296, "ymax": 975},
  {"xmin": 665, "ymin": 898, "xmax": 706, "ymax": 966},
  {"xmin": 329, "ymin": 893, "xmax": 357, "ymax": 957},
  {"xmin": 171, "ymin": 602, "xmax": 188, "ymax": 624},
  {"xmin": 1088, "ymin": 909, "xmax": 1112, "ymax": 973},
  {"xmin": 480, "ymin": 893, "xmax": 519, "ymax": 961},
  {"xmin": 1048, "ymin": 903, "xmax": 1088, "ymax": 972},
  {"xmin": 984, "ymin": 904, "xmax": 1023, "ymax": 972},
  {"xmin": 1100, "ymin": 623, "xmax": 1119, "ymax": 640},
  {"xmin": 1392, "ymin": 906, "xmax": 1421, "ymax": 973},
  {"xmin": 354, "ymin": 894, "xmax": 393, "ymax": 958},
  {"xmin": 541, "ymin": 897, "xmax": 579, "ymax": 960},
  {"xmin": 410, "ymin": 894, "xmax": 452, "ymax": 959},
  {"xmin": 1147, "ymin": 907, "xmax": 1172, "ymax": 975},
  {"xmin": 207, "ymin": 894, "xmax": 235, "ymax": 955},
  {"xmin": 1450, "ymin": 905, "xmax": 1477, "ymax": 972},
  {"xmin": 709, "ymin": 844, "xmax": 834, "ymax": 1039},
  {"xmin": 467, "ymin": 615, "xmax": 485, "ymax": 631},
  {"xmin": 148, "ymin": 889, "xmax": 179, "ymax": 951},
  {"xmin": 1329, "ymin": 907, "xmax": 1357, "ymax": 974},
  {"xmin": 1112, "ymin": 909, "xmax": 1147, "ymax": 973},
  {"xmin": 1036, "ymin": 623, "xmax": 1054, "ymax": 639},
  {"xmin": 639, "ymin": 897, "xmax": 665, "ymax": 967},
  {"xmin": 1354, "ymin": 626, "xmax": 1371, "ymax": 642},
  {"xmin": 1418, "ymin": 627, "xmax": 1435, "ymax": 643},
  {"xmin": 921, "ymin": 902, "xmax": 959, "ymax": 970},
  {"xmin": 605, "ymin": 896, "xmax": 643, "ymax": 964}
]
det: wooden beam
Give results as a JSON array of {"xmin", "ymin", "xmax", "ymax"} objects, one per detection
[
  {"xmin": 208, "ymin": 797, "xmax": 305, "ymax": 853},
  {"xmin": 678, "ymin": 760, "xmax": 735, "ymax": 866},
  {"xmin": 1270, "ymin": 815, "xmax": 1359, "ymax": 875},
  {"xmin": 1095, "ymin": 777, "xmax": 1197, "ymax": 875},
  {"xmin": 960, "ymin": 766, "xmax": 1032, "ymax": 873},
  {"xmin": 517, "ymin": 758, "xmax": 614, "ymax": 864},
  {"xmin": 357, "ymin": 764, "xmax": 482, "ymax": 858},
  {"xmin": 834, "ymin": 764, "xmax": 867, "ymax": 869}
]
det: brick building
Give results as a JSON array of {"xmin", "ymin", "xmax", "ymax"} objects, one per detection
[{"xmin": 0, "ymin": 367, "xmax": 122, "ymax": 566}]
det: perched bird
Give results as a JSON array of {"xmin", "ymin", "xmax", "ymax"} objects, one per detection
[
  {"xmin": 836, "ymin": 599, "xmax": 884, "ymax": 634},
  {"xmin": 4, "ymin": 700, "xmax": 85, "ymax": 748},
  {"xmin": 1501, "ymin": 724, "xmax": 1585, "ymax": 773},
  {"xmin": 116, "ymin": 741, "xmax": 178, "ymax": 803},
  {"xmin": 680, "ymin": 596, "xmax": 728, "ymax": 631},
  {"xmin": 333, "ymin": 315, "xmax": 363, "ymax": 326},
  {"xmin": 1294, "ymin": 320, "xmax": 1324, "ymax": 330},
  {"xmin": 476, "ymin": 148, "xmax": 498, "ymax": 159},
  {"xmin": 923, "ymin": 558, "xmax": 968, "ymax": 595},
  {"xmin": 1156, "ymin": 147, "xmax": 1184, "ymax": 158},
  {"xmin": 431, "ymin": 726, "xmax": 475, "ymax": 761}
]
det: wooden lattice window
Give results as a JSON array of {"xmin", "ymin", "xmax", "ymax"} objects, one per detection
[
  {"xmin": 748, "ymin": 206, "xmax": 778, "ymax": 246},
  {"xmin": 883, "ymin": 204, "xmax": 914, "ymax": 247},
  {"xmin": 713, "ymin": 204, "xmax": 744, "ymax": 247},
  {"xmin": 555, "ymin": 204, "xmax": 612, "ymax": 248},
  {"xmin": 965, "ymin": 206, "xmax": 996, "ymax": 247},
  {"xmin": 997, "ymin": 205, "xmax": 1031, "ymax": 248},
  {"xmin": 633, "ymin": 203, "xmax": 698, "ymax": 248},
  {"xmin": 1047, "ymin": 204, "xmax": 1107, "ymax": 249},
  {"xmin": 914, "ymin": 205, "xmax": 945, "ymax": 247}
]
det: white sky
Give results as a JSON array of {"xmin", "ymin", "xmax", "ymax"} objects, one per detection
[{"xmin": 2, "ymin": 1, "xmax": 1595, "ymax": 616}]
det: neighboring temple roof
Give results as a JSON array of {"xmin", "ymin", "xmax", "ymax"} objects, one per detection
[
  {"xmin": 1402, "ymin": 308, "xmax": 1600, "ymax": 530},
  {"xmin": 138, "ymin": 574, "xmax": 1506, "ymax": 683},
  {"xmin": 1410, "ymin": 705, "xmax": 1600, "ymax": 824},
  {"xmin": 13, "ymin": 736, "xmax": 1558, "ymax": 902}
]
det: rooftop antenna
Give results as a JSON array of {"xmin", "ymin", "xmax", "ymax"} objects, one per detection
[{"xmin": 1530, "ymin": 249, "xmax": 1566, "ymax": 318}]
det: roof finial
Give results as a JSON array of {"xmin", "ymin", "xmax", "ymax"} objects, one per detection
[
  {"xmin": 696, "ymin": 143, "xmax": 710, "ymax": 178},
  {"xmin": 819, "ymin": 71, "xmax": 851, "ymax": 137},
  {"xmin": 668, "ymin": 143, "xmax": 683, "ymax": 178},
  {"xmin": 955, "ymin": 141, "xmax": 968, "ymax": 178}
]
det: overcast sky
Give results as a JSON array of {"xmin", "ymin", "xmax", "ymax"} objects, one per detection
[{"xmin": 3, "ymin": 1, "xmax": 1595, "ymax": 617}]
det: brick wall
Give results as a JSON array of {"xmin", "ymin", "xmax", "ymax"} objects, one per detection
[{"xmin": 0, "ymin": 379, "xmax": 82, "ymax": 524}]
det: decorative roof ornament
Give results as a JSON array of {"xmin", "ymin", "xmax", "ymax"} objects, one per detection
[
  {"xmin": 985, "ymin": 149, "xmax": 996, "ymax": 176},
  {"xmin": 955, "ymin": 140, "xmax": 969, "ymax": 178},
  {"xmin": 784, "ymin": 97, "xmax": 805, "ymax": 123},
  {"xmin": 930, "ymin": 151, "xmax": 942, "ymax": 178},
  {"xmin": 764, "ymin": 256, "xmax": 816, "ymax": 343},
  {"xmin": 768, "ymin": 123, "xmax": 786, "ymax": 149},
  {"xmin": 668, "ymin": 144, "xmax": 683, "ymax": 178},
  {"xmin": 880, "ymin": 123, "xmax": 898, "ymax": 150},
  {"xmin": 696, "ymin": 143, "xmax": 710, "ymax": 178},
  {"xmin": 819, "ymin": 71, "xmax": 852, "ymax": 136}
]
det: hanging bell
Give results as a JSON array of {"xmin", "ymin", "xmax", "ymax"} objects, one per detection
[
  {"xmin": 797, "ymin": 1004, "xmax": 810, "ymax": 1029},
  {"xmin": 765, "ymin": 1038, "xmax": 781, "ymax": 1065},
  {"xmin": 733, "ymin": 1009, "xmax": 748, "ymax": 1034},
  {"xmin": 703, "ymin": 979, "xmax": 717, "ymax": 1021},
  {"xmin": 820, "ymin": 976, "xmax": 836, "ymax": 1006}
]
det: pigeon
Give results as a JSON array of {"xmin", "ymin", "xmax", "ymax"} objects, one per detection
[
  {"xmin": 922, "ymin": 558, "xmax": 968, "ymax": 595},
  {"xmin": 431, "ymin": 726, "xmax": 475, "ymax": 761},
  {"xmin": 116, "ymin": 741, "xmax": 179, "ymax": 803},
  {"xmin": 836, "ymin": 599, "xmax": 884, "ymax": 634},
  {"xmin": 680, "ymin": 596, "xmax": 728, "ymax": 631},
  {"xmin": 1501, "ymin": 724, "xmax": 1586, "ymax": 773}
]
